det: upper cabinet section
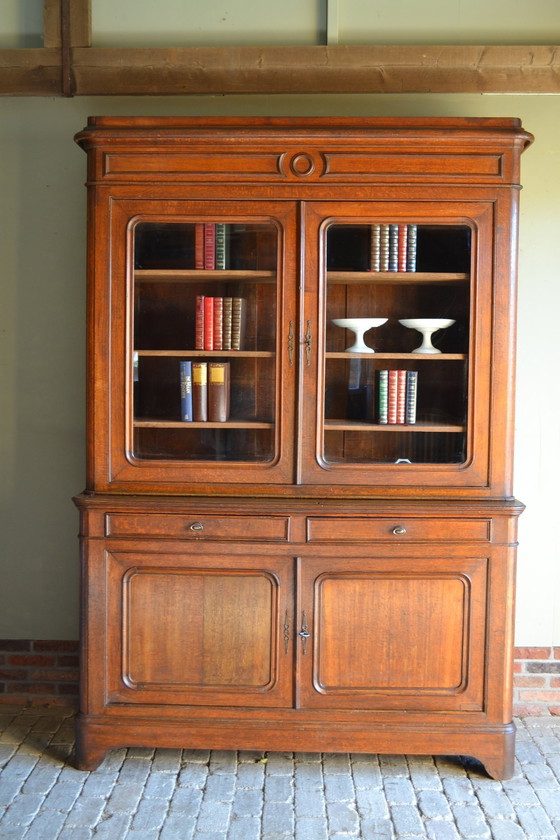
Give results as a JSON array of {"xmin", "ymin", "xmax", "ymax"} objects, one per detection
[{"xmin": 76, "ymin": 117, "xmax": 532, "ymax": 497}]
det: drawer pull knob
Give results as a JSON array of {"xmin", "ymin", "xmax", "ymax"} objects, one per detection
[
  {"xmin": 392, "ymin": 526, "xmax": 407, "ymax": 536},
  {"xmin": 189, "ymin": 521, "xmax": 204, "ymax": 532}
]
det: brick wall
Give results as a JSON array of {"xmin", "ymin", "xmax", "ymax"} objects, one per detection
[
  {"xmin": 1, "ymin": 641, "xmax": 559, "ymax": 714},
  {"xmin": 513, "ymin": 647, "xmax": 560, "ymax": 716},
  {"xmin": 0, "ymin": 640, "xmax": 79, "ymax": 707}
]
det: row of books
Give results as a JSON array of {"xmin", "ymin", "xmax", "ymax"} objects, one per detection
[
  {"xmin": 195, "ymin": 223, "xmax": 229, "ymax": 270},
  {"xmin": 180, "ymin": 361, "xmax": 230, "ymax": 422},
  {"xmin": 377, "ymin": 369, "xmax": 418, "ymax": 424},
  {"xmin": 369, "ymin": 224, "xmax": 417, "ymax": 273},
  {"xmin": 195, "ymin": 296, "xmax": 246, "ymax": 351}
]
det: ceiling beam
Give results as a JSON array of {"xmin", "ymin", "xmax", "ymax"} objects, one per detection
[
  {"xmin": 1, "ymin": 1, "xmax": 559, "ymax": 97},
  {"xmin": 70, "ymin": 45, "xmax": 560, "ymax": 96}
]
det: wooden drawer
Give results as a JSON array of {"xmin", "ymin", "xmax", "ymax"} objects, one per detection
[
  {"xmin": 105, "ymin": 513, "xmax": 290, "ymax": 541},
  {"xmin": 306, "ymin": 517, "xmax": 491, "ymax": 543}
]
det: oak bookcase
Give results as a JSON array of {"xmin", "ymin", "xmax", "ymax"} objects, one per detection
[{"xmin": 74, "ymin": 117, "xmax": 532, "ymax": 778}]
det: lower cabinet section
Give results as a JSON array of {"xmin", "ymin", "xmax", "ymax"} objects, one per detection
[{"xmin": 75, "ymin": 496, "xmax": 521, "ymax": 780}]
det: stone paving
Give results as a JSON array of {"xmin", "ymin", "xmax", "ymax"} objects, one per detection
[{"xmin": 0, "ymin": 706, "xmax": 559, "ymax": 839}]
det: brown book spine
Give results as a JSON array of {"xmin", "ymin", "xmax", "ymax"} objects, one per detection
[
  {"xmin": 195, "ymin": 295, "xmax": 205, "ymax": 350},
  {"xmin": 192, "ymin": 362, "xmax": 208, "ymax": 421},
  {"xmin": 195, "ymin": 223, "xmax": 204, "ymax": 269},
  {"xmin": 231, "ymin": 298, "xmax": 247, "ymax": 350},
  {"xmin": 213, "ymin": 297, "xmax": 223, "ymax": 351},
  {"xmin": 222, "ymin": 297, "xmax": 233, "ymax": 350},
  {"xmin": 208, "ymin": 362, "xmax": 230, "ymax": 422}
]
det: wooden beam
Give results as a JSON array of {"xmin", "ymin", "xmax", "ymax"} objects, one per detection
[
  {"xmin": 70, "ymin": 45, "xmax": 560, "ymax": 95},
  {"xmin": 1, "ymin": 44, "xmax": 560, "ymax": 97},
  {"xmin": 44, "ymin": 0, "xmax": 91, "ymax": 49},
  {"xmin": 0, "ymin": 49, "xmax": 61, "ymax": 95}
]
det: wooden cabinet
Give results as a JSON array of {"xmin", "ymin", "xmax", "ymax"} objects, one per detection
[{"xmin": 74, "ymin": 117, "xmax": 532, "ymax": 778}]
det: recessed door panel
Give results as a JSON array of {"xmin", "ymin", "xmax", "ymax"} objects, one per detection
[
  {"xmin": 298, "ymin": 555, "xmax": 487, "ymax": 712},
  {"xmin": 106, "ymin": 551, "xmax": 294, "ymax": 707}
]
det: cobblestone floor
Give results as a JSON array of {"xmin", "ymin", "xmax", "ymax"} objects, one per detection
[{"xmin": 0, "ymin": 706, "xmax": 559, "ymax": 839}]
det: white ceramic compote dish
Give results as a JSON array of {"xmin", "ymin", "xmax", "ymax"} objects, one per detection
[
  {"xmin": 332, "ymin": 317, "xmax": 388, "ymax": 353},
  {"xmin": 398, "ymin": 318, "xmax": 455, "ymax": 354}
]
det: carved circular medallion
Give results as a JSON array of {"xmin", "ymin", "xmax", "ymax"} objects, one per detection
[{"xmin": 290, "ymin": 153, "xmax": 316, "ymax": 177}]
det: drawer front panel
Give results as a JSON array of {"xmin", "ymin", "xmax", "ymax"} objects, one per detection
[
  {"xmin": 105, "ymin": 513, "xmax": 290, "ymax": 541},
  {"xmin": 307, "ymin": 517, "xmax": 491, "ymax": 543}
]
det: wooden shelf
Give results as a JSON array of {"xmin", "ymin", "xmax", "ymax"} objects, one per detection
[
  {"xmin": 325, "ymin": 420, "xmax": 464, "ymax": 433},
  {"xmin": 135, "ymin": 419, "xmax": 273, "ymax": 429},
  {"xmin": 135, "ymin": 350, "xmax": 274, "ymax": 358},
  {"xmin": 326, "ymin": 352, "xmax": 466, "ymax": 360},
  {"xmin": 327, "ymin": 272, "xmax": 468, "ymax": 284},
  {"xmin": 135, "ymin": 269, "xmax": 276, "ymax": 283}
]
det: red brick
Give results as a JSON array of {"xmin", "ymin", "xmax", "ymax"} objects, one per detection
[
  {"xmin": 554, "ymin": 648, "xmax": 560, "ymax": 660},
  {"xmin": 513, "ymin": 676, "xmax": 546, "ymax": 689},
  {"xmin": 29, "ymin": 669, "xmax": 79, "ymax": 683},
  {"xmin": 0, "ymin": 641, "xmax": 31, "ymax": 652},
  {"xmin": 6, "ymin": 683, "xmax": 53, "ymax": 694},
  {"xmin": 527, "ymin": 662, "xmax": 560, "ymax": 675},
  {"xmin": 33, "ymin": 641, "xmax": 79, "ymax": 653},
  {"xmin": 513, "ymin": 703, "xmax": 549, "ymax": 716},
  {"xmin": 513, "ymin": 662, "xmax": 522, "ymax": 674},
  {"xmin": 7, "ymin": 655, "xmax": 56, "ymax": 668},
  {"xmin": 57, "ymin": 683, "xmax": 79, "ymax": 696},
  {"xmin": 57, "ymin": 655, "xmax": 79, "ymax": 668},
  {"xmin": 514, "ymin": 647, "xmax": 552, "ymax": 660},
  {"xmin": 0, "ymin": 669, "xmax": 27, "ymax": 681},
  {"xmin": 0, "ymin": 695, "xmax": 29, "ymax": 706},
  {"xmin": 550, "ymin": 706, "xmax": 560, "ymax": 715},
  {"xmin": 518, "ymin": 690, "xmax": 560, "ymax": 703},
  {"xmin": 551, "ymin": 677, "xmax": 560, "ymax": 688}
]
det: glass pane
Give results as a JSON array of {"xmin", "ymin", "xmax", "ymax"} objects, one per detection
[
  {"xmin": 132, "ymin": 220, "xmax": 278, "ymax": 462},
  {"xmin": 323, "ymin": 222, "xmax": 471, "ymax": 466}
]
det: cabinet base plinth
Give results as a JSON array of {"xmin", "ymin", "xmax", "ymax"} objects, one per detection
[{"xmin": 74, "ymin": 713, "xmax": 515, "ymax": 780}]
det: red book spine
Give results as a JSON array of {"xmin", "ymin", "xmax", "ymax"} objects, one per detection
[
  {"xmin": 203, "ymin": 296, "xmax": 214, "ymax": 349},
  {"xmin": 396, "ymin": 369, "xmax": 407, "ymax": 424},
  {"xmin": 195, "ymin": 295, "xmax": 205, "ymax": 350},
  {"xmin": 387, "ymin": 370, "xmax": 398, "ymax": 424},
  {"xmin": 397, "ymin": 224, "xmax": 408, "ymax": 272},
  {"xmin": 195, "ymin": 223, "xmax": 204, "ymax": 269},
  {"xmin": 213, "ymin": 297, "xmax": 223, "ymax": 351},
  {"xmin": 204, "ymin": 223, "xmax": 215, "ymax": 269}
]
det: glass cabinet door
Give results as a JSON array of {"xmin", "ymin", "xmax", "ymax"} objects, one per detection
[
  {"xmin": 301, "ymin": 201, "xmax": 494, "ymax": 490},
  {"xmin": 105, "ymin": 200, "xmax": 297, "ymax": 489}
]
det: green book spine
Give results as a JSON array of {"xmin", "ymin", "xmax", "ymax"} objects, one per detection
[{"xmin": 377, "ymin": 369, "xmax": 388, "ymax": 424}]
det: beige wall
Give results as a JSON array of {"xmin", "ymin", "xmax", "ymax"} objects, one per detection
[{"xmin": 1, "ymin": 3, "xmax": 559, "ymax": 643}]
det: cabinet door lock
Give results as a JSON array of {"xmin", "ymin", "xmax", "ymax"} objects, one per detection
[
  {"xmin": 304, "ymin": 321, "xmax": 313, "ymax": 366},
  {"xmin": 299, "ymin": 611, "xmax": 311, "ymax": 654},
  {"xmin": 392, "ymin": 526, "xmax": 407, "ymax": 536}
]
